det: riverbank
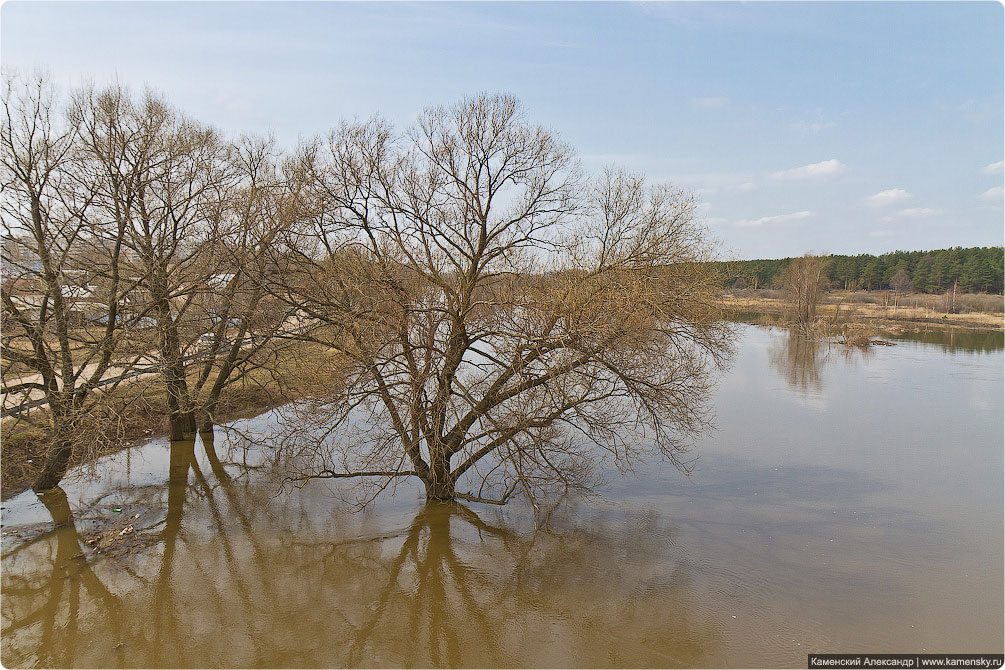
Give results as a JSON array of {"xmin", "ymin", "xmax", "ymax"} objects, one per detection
[
  {"xmin": 0, "ymin": 379, "xmax": 287, "ymax": 500},
  {"xmin": 0, "ymin": 342, "xmax": 328, "ymax": 499},
  {"xmin": 721, "ymin": 290, "xmax": 1005, "ymax": 331}
]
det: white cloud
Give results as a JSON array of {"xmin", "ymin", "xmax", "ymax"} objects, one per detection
[
  {"xmin": 704, "ymin": 217, "xmax": 728, "ymax": 226},
  {"xmin": 736, "ymin": 210, "xmax": 815, "ymax": 227},
  {"xmin": 981, "ymin": 161, "xmax": 1004, "ymax": 174},
  {"xmin": 690, "ymin": 96, "xmax": 729, "ymax": 109},
  {"xmin": 883, "ymin": 207, "xmax": 938, "ymax": 221},
  {"xmin": 980, "ymin": 186, "xmax": 1004, "ymax": 200},
  {"xmin": 867, "ymin": 189, "xmax": 912, "ymax": 206},
  {"xmin": 733, "ymin": 182, "xmax": 757, "ymax": 193},
  {"xmin": 868, "ymin": 230, "xmax": 894, "ymax": 238},
  {"xmin": 770, "ymin": 159, "xmax": 846, "ymax": 180}
]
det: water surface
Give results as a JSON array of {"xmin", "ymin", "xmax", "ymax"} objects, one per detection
[{"xmin": 2, "ymin": 324, "xmax": 1002, "ymax": 667}]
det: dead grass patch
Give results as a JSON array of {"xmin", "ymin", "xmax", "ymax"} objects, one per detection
[
  {"xmin": 1, "ymin": 342, "xmax": 328, "ymax": 499},
  {"xmin": 721, "ymin": 291, "xmax": 1004, "ymax": 331}
]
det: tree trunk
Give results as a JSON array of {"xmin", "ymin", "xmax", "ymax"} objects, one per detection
[
  {"xmin": 425, "ymin": 479, "xmax": 456, "ymax": 501},
  {"xmin": 424, "ymin": 450, "xmax": 455, "ymax": 501},
  {"xmin": 199, "ymin": 400, "xmax": 218, "ymax": 434},
  {"xmin": 163, "ymin": 352, "xmax": 197, "ymax": 439},
  {"xmin": 166, "ymin": 375, "xmax": 198, "ymax": 440},
  {"xmin": 153, "ymin": 276, "xmax": 196, "ymax": 440},
  {"xmin": 32, "ymin": 433, "xmax": 73, "ymax": 492},
  {"xmin": 35, "ymin": 485, "xmax": 73, "ymax": 526}
]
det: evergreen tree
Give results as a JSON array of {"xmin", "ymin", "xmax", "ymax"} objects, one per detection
[
  {"xmin": 929, "ymin": 253, "xmax": 948, "ymax": 293},
  {"xmin": 863, "ymin": 259, "xmax": 885, "ymax": 290},
  {"xmin": 913, "ymin": 254, "xmax": 933, "ymax": 292},
  {"xmin": 960, "ymin": 256, "xmax": 982, "ymax": 292},
  {"xmin": 714, "ymin": 247, "xmax": 1001, "ymax": 293}
]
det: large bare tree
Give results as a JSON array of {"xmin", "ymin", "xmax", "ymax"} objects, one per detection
[
  {"xmin": 186, "ymin": 135, "xmax": 299, "ymax": 431},
  {"xmin": 71, "ymin": 86, "xmax": 294, "ymax": 439},
  {"xmin": 1, "ymin": 74, "xmax": 147, "ymax": 489},
  {"xmin": 70, "ymin": 85, "xmax": 230, "ymax": 438},
  {"xmin": 3, "ymin": 77, "xmax": 299, "ymax": 496},
  {"xmin": 272, "ymin": 94, "xmax": 732, "ymax": 504}
]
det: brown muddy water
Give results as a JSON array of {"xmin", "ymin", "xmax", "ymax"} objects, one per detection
[{"xmin": 2, "ymin": 324, "xmax": 1002, "ymax": 668}]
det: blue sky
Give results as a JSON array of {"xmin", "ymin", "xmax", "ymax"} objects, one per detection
[{"xmin": 2, "ymin": 1, "xmax": 1002, "ymax": 259}]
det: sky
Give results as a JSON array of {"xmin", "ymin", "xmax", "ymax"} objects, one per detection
[{"xmin": 2, "ymin": 1, "xmax": 1002, "ymax": 260}]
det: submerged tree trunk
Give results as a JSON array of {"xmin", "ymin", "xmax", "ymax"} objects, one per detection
[
  {"xmin": 199, "ymin": 401, "xmax": 218, "ymax": 434},
  {"xmin": 32, "ymin": 436, "xmax": 74, "ymax": 492},
  {"xmin": 35, "ymin": 485, "xmax": 73, "ymax": 526},
  {"xmin": 150, "ymin": 266, "xmax": 198, "ymax": 440},
  {"xmin": 423, "ymin": 450, "xmax": 455, "ymax": 501},
  {"xmin": 198, "ymin": 354, "xmax": 235, "ymax": 432},
  {"xmin": 424, "ymin": 480, "xmax": 456, "ymax": 501}
]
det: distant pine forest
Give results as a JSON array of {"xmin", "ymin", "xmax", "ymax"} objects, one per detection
[{"xmin": 716, "ymin": 246, "xmax": 1004, "ymax": 294}]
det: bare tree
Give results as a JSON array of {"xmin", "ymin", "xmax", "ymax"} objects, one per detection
[
  {"xmin": 68, "ymin": 85, "xmax": 222, "ymax": 438},
  {"xmin": 777, "ymin": 253, "xmax": 827, "ymax": 336},
  {"xmin": 890, "ymin": 268, "xmax": 911, "ymax": 309},
  {"xmin": 890, "ymin": 269, "xmax": 912, "ymax": 295},
  {"xmin": 184, "ymin": 135, "xmax": 299, "ymax": 431},
  {"xmin": 271, "ymin": 94, "xmax": 732, "ymax": 504},
  {"xmin": 70, "ymin": 86, "xmax": 295, "ymax": 439},
  {"xmin": 1, "ymin": 73, "xmax": 147, "ymax": 490}
]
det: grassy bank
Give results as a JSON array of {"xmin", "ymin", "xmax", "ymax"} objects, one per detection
[
  {"xmin": 721, "ymin": 289, "xmax": 1004, "ymax": 331},
  {"xmin": 0, "ymin": 342, "xmax": 330, "ymax": 499}
]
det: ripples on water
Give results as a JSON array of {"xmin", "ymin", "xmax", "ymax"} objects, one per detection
[{"xmin": 2, "ymin": 324, "xmax": 1002, "ymax": 668}]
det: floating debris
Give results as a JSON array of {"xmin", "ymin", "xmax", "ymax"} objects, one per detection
[{"xmin": 86, "ymin": 525, "xmax": 134, "ymax": 551}]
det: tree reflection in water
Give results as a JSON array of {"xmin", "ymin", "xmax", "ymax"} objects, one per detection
[
  {"xmin": 768, "ymin": 329, "xmax": 827, "ymax": 394},
  {"xmin": 291, "ymin": 502, "xmax": 718, "ymax": 668},
  {"xmin": 767, "ymin": 327, "xmax": 879, "ymax": 396},
  {"xmin": 1, "ymin": 430, "xmax": 722, "ymax": 668},
  {"xmin": 1, "ymin": 487, "xmax": 126, "ymax": 668}
]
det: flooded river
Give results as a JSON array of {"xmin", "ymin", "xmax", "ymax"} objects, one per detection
[{"xmin": 2, "ymin": 324, "xmax": 1002, "ymax": 668}]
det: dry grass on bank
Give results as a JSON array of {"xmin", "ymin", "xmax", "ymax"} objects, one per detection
[
  {"xmin": 722, "ymin": 290, "xmax": 1004, "ymax": 331},
  {"xmin": 1, "ymin": 341, "xmax": 333, "ymax": 499}
]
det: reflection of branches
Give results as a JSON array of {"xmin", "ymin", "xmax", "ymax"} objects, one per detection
[
  {"xmin": 147, "ymin": 432, "xmax": 283, "ymax": 667},
  {"xmin": 2, "ymin": 429, "xmax": 721, "ymax": 667},
  {"xmin": 768, "ymin": 329, "xmax": 826, "ymax": 394},
  {"xmin": 280, "ymin": 502, "xmax": 720, "ymax": 668},
  {"xmin": 0, "ymin": 487, "xmax": 125, "ymax": 668},
  {"xmin": 1, "ymin": 428, "xmax": 277, "ymax": 667}
]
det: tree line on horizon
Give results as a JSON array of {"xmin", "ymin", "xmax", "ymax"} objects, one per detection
[{"xmin": 718, "ymin": 246, "xmax": 1004, "ymax": 295}]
